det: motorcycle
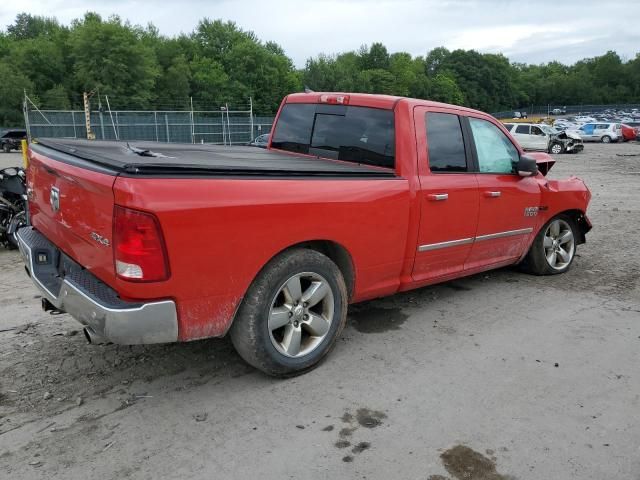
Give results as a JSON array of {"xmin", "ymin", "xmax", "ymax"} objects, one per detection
[{"xmin": 0, "ymin": 166, "xmax": 28, "ymax": 248}]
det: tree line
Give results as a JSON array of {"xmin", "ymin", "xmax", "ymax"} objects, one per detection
[{"xmin": 1, "ymin": 12, "xmax": 639, "ymax": 127}]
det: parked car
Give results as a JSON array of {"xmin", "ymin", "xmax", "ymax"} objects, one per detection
[
  {"xmin": 503, "ymin": 122, "xmax": 583, "ymax": 154},
  {"xmin": 0, "ymin": 129, "xmax": 27, "ymax": 153},
  {"xmin": 573, "ymin": 123, "xmax": 622, "ymax": 143},
  {"xmin": 574, "ymin": 116, "xmax": 596, "ymax": 123},
  {"xmin": 17, "ymin": 92, "xmax": 592, "ymax": 376},
  {"xmin": 620, "ymin": 124, "xmax": 638, "ymax": 142},
  {"xmin": 248, "ymin": 133, "xmax": 270, "ymax": 148},
  {"xmin": 623, "ymin": 121, "xmax": 640, "ymax": 140},
  {"xmin": 551, "ymin": 107, "xmax": 566, "ymax": 115}
]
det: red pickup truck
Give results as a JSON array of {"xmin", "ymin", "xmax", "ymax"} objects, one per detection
[{"xmin": 18, "ymin": 93, "xmax": 591, "ymax": 376}]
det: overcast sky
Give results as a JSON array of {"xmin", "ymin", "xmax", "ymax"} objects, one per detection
[{"xmin": 2, "ymin": 0, "xmax": 638, "ymax": 67}]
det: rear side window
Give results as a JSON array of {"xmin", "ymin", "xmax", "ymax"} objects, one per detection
[
  {"xmin": 425, "ymin": 112, "xmax": 467, "ymax": 172},
  {"xmin": 271, "ymin": 103, "xmax": 395, "ymax": 168},
  {"xmin": 515, "ymin": 125, "xmax": 530, "ymax": 134}
]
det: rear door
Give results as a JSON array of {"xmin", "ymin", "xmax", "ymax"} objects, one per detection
[
  {"xmin": 411, "ymin": 107, "xmax": 479, "ymax": 282},
  {"xmin": 512, "ymin": 124, "xmax": 531, "ymax": 149},
  {"xmin": 463, "ymin": 116, "xmax": 541, "ymax": 269}
]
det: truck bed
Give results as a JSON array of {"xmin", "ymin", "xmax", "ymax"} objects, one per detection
[{"xmin": 33, "ymin": 138, "xmax": 395, "ymax": 177}]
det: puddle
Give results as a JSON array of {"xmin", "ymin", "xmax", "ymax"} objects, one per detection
[
  {"xmin": 355, "ymin": 408, "xmax": 386, "ymax": 428},
  {"xmin": 349, "ymin": 306, "xmax": 408, "ymax": 333},
  {"xmin": 332, "ymin": 407, "xmax": 387, "ymax": 462},
  {"xmin": 430, "ymin": 445, "xmax": 514, "ymax": 480},
  {"xmin": 351, "ymin": 441, "xmax": 371, "ymax": 454}
]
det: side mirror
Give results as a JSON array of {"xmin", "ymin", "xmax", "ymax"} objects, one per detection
[{"xmin": 517, "ymin": 155, "xmax": 538, "ymax": 177}]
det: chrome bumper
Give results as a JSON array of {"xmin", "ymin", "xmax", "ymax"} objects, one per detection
[{"xmin": 17, "ymin": 227, "xmax": 178, "ymax": 344}]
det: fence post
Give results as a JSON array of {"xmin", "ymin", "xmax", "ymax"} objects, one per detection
[
  {"xmin": 249, "ymin": 97, "xmax": 254, "ymax": 142},
  {"xmin": 190, "ymin": 97, "xmax": 195, "ymax": 144},
  {"xmin": 154, "ymin": 111, "xmax": 159, "ymax": 142},
  {"xmin": 71, "ymin": 111, "xmax": 77, "ymax": 138},
  {"xmin": 23, "ymin": 90, "xmax": 32, "ymax": 143},
  {"xmin": 165, "ymin": 114, "xmax": 170, "ymax": 143}
]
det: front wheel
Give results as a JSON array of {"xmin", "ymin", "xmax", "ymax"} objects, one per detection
[
  {"xmin": 229, "ymin": 248, "xmax": 348, "ymax": 377},
  {"xmin": 521, "ymin": 215, "xmax": 578, "ymax": 275},
  {"xmin": 549, "ymin": 142, "xmax": 564, "ymax": 154},
  {"xmin": 2, "ymin": 143, "xmax": 11, "ymax": 153}
]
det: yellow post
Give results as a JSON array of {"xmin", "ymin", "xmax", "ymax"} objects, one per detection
[{"xmin": 21, "ymin": 139, "xmax": 29, "ymax": 168}]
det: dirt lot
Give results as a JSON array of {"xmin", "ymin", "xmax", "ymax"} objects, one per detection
[{"xmin": 1, "ymin": 144, "xmax": 639, "ymax": 480}]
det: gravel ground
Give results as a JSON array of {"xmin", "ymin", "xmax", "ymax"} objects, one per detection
[{"xmin": 0, "ymin": 144, "xmax": 639, "ymax": 479}]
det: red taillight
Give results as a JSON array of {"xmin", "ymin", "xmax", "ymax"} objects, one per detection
[
  {"xmin": 113, "ymin": 206, "xmax": 169, "ymax": 282},
  {"xmin": 319, "ymin": 94, "xmax": 350, "ymax": 105}
]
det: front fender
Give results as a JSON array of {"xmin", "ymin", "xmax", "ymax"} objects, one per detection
[{"xmin": 536, "ymin": 176, "xmax": 591, "ymax": 241}]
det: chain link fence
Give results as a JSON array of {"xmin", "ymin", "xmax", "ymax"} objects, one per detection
[
  {"xmin": 24, "ymin": 102, "xmax": 275, "ymax": 145},
  {"xmin": 492, "ymin": 104, "xmax": 640, "ymax": 119}
]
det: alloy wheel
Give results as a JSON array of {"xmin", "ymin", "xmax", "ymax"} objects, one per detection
[
  {"xmin": 268, "ymin": 272, "xmax": 334, "ymax": 358},
  {"xmin": 543, "ymin": 219, "xmax": 575, "ymax": 270}
]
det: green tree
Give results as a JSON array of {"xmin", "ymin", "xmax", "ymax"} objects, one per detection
[
  {"xmin": 0, "ymin": 64, "xmax": 32, "ymax": 126},
  {"xmin": 68, "ymin": 13, "xmax": 159, "ymax": 108},
  {"xmin": 431, "ymin": 73, "xmax": 464, "ymax": 105}
]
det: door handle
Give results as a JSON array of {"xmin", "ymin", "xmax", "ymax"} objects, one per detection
[
  {"xmin": 427, "ymin": 193, "xmax": 448, "ymax": 201},
  {"xmin": 484, "ymin": 191, "xmax": 501, "ymax": 198}
]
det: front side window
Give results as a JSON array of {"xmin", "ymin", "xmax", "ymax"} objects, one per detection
[
  {"xmin": 469, "ymin": 117, "xmax": 519, "ymax": 174},
  {"xmin": 531, "ymin": 126, "xmax": 545, "ymax": 136},
  {"xmin": 271, "ymin": 103, "xmax": 395, "ymax": 168},
  {"xmin": 425, "ymin": 112, "xmax": 467, "ymax": 172}
]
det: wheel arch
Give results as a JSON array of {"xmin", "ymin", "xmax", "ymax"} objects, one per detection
[
  {"xmin": 222, "ymin": 239, "xmax": 355, "ymax": 337},
  {"xmin": 277, "ymin": 240, "xmax": 356, "ymax": 300},
  {"xmin": 543, "ymin": 208, "xmax": 591, "ymax": 245}
]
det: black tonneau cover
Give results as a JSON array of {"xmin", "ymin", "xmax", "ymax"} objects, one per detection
[{"xmin": 34, "ymin": 138, "xmax": 395, "ymax": 177}]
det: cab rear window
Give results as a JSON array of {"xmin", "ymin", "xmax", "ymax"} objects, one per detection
[{"xmin": 271, "ymin": 103, "xmax": 395, "ymax": 169}]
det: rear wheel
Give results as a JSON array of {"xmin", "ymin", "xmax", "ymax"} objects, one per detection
[
  {"xmin": 601, "ymin": 135, "xmax": 611, "ymax": 143},
  {"xmin": 521, "ymin": 215, "xmax": 577, "ymax": 275},
  {"xmin": 229, "ymin": 248, "xmax": 348, "ymax": 377},
  {"xmin": 2, "ymin": 143, "xmax": 11, "ymax": 153}
]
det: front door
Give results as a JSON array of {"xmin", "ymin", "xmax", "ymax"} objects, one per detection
[
  {"xmin": 411, "ymin": 108, "xmax": 479, "ymax": 283},
  {"xmin": 529, "ymin": 125, "xmax": 549, "ymax": 150},
  {"xmin": 463, "ymin": 116, "xmax": 541, "ymax": 269}
]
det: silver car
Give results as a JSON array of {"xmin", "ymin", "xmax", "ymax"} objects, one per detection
[
  {"xmin": 503, "ymin": 123, "xmax": 583, "ymax": 154},
  {"xmin": 572, "ymin": 123, "xmax": 622, "ymax": 143}
]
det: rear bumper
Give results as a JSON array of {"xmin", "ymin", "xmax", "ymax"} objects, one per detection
[{"xmin": 16, "ymin": 227, "xmax": 178, "ymax": 345}]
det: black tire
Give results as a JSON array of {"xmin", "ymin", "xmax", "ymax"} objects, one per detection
[
  {"xmin": 601, "ymin": 135, "xmax": 611, "ymax": 143},
  {"xmin": 229, "ymin": 248, "xmax": 348, "ymax": 377},
  {"xmin": 2, "ymin": 143, "xmax": 11, "ymax": 153},
  {"xmin": 549, "ymin": 142, "xmax": 564, "ymax": 154},
  {"xmin": 520, "ymin": 214, "xmax": 578, "ymax": 275}
]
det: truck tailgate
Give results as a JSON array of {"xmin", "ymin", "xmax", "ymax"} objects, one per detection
[{"xmin": 28, "ymin": 146, "xmax": 117, "ymax": 285}]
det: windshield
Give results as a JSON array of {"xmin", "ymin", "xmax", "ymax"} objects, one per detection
[
  {"xmin": 271, "ymin": 103, "xmax": 395, "ymax": 169},
  {"xmin": 540, "ymin": 125, "xmax": 559, "ymax": 135}
]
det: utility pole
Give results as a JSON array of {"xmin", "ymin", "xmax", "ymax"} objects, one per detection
[{"xmin": 83, "ymin": 91, "xmax": 96, "ymax": 140}]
